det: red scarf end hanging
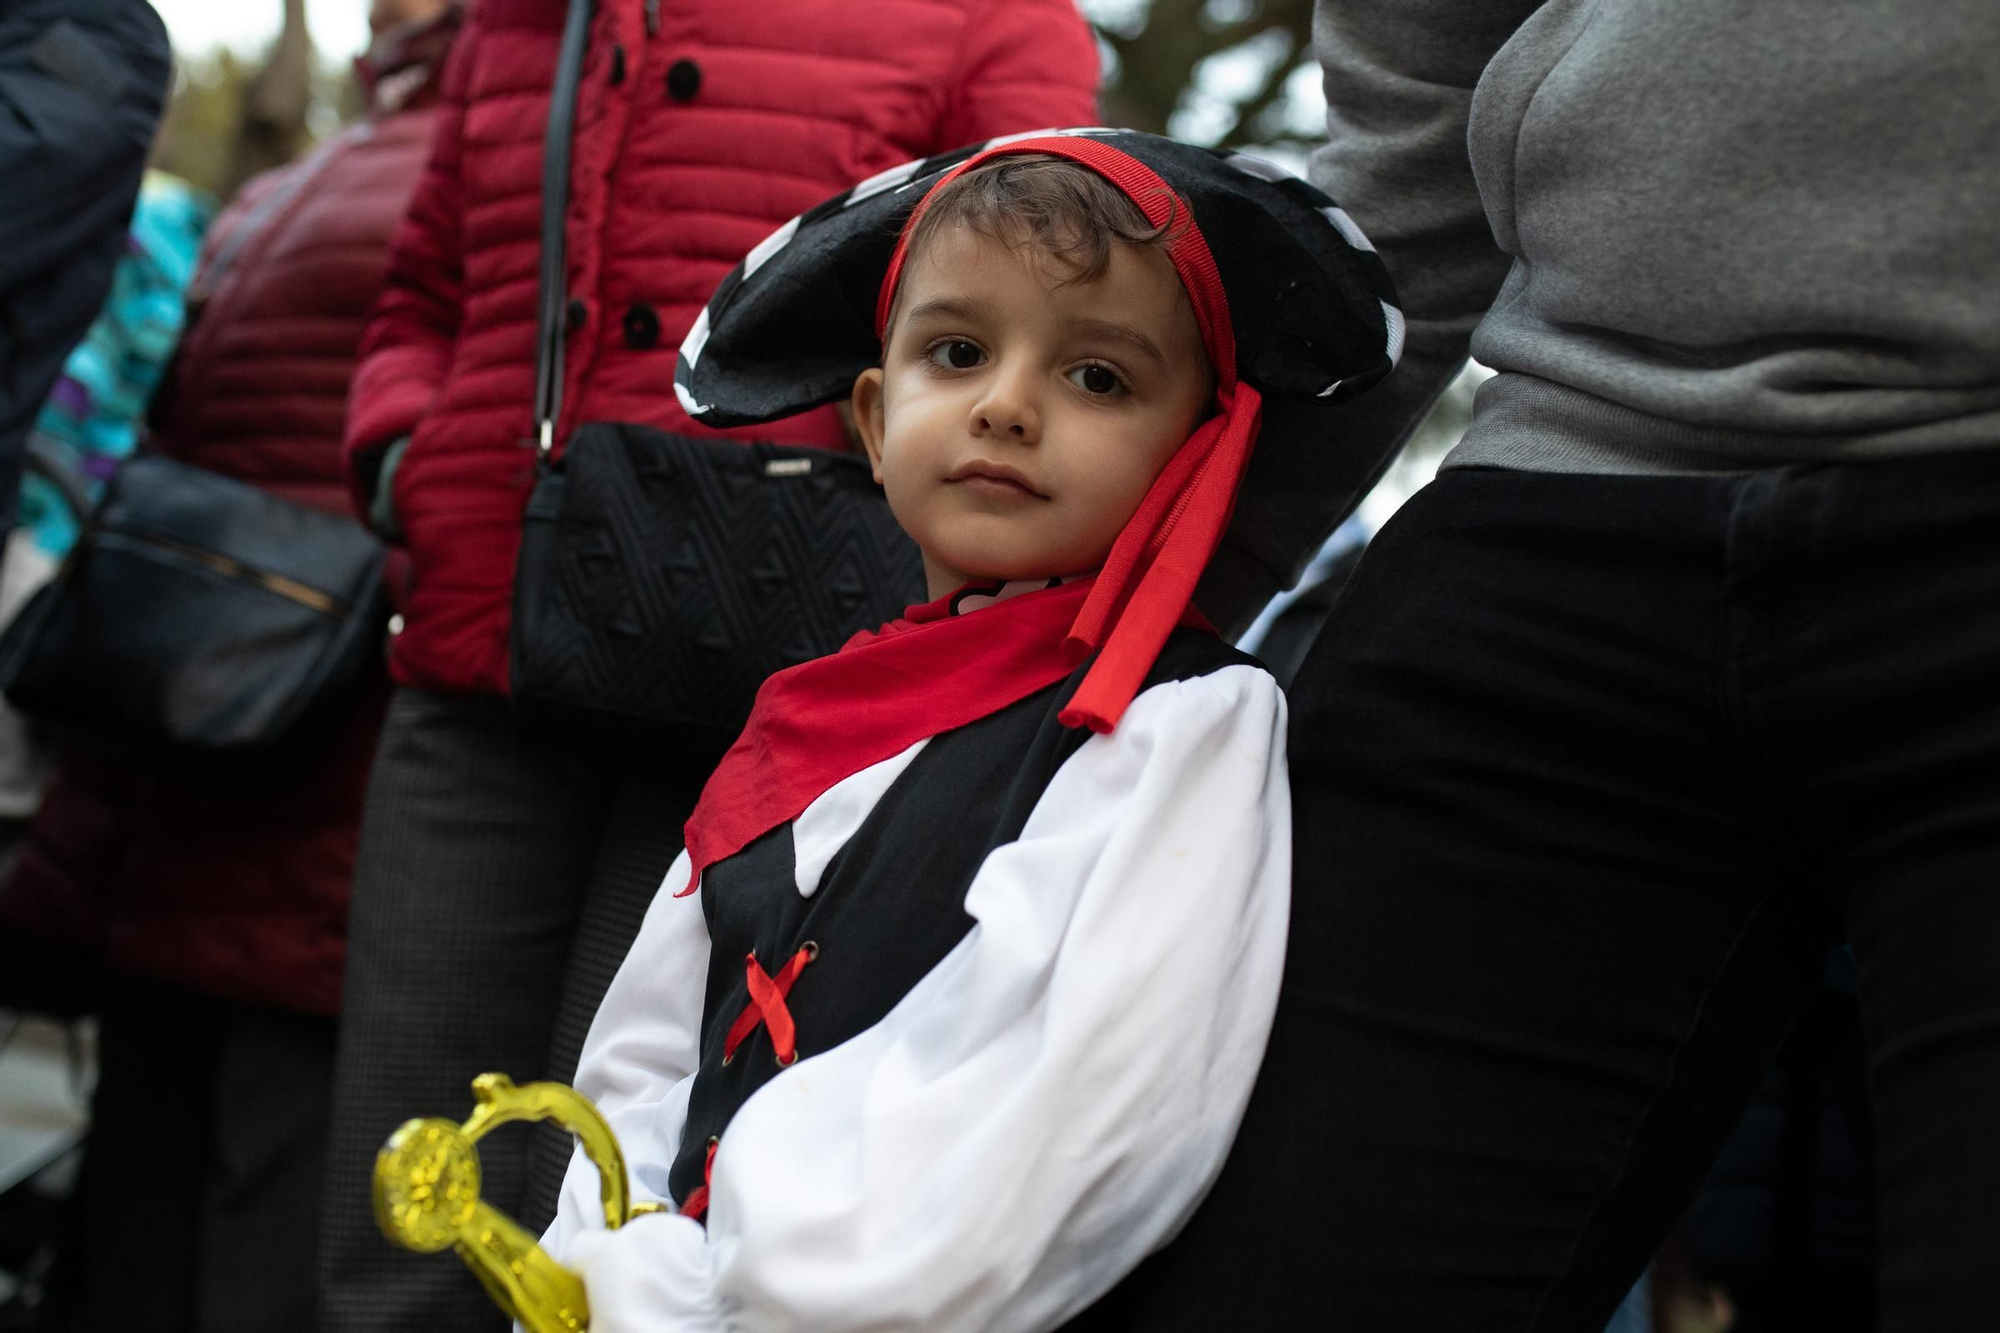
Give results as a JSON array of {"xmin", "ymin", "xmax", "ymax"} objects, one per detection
[{"xmin": 1056, "ymin": 380, "xmax": 1261, "ymax": 735}]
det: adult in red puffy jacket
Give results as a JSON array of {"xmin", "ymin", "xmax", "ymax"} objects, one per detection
[
  {"xmin": 0, "ymin": 6, "xmax": 460, "ymax": 1328},
  {"xmin": 325, "ymin": 2, "xmax": 1098, "ymax": 1327}
]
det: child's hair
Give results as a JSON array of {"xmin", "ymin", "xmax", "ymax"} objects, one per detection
[{"xmin": 903, "ymin": 153, "xmax": 1188, "ymax": 287}]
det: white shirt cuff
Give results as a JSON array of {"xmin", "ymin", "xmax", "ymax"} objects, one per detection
[{"xmin": 569, "ymin": 1212, "xmax": 723, "ymax": 1333}]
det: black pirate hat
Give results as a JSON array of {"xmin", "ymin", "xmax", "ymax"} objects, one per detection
[
  {"xmin": 675, "ymin": 127, "xmax": 1400, "ymax": 428},
  {"xmin": 675, "ymin": 128, "xmax": 1403, "ymax": 727}
]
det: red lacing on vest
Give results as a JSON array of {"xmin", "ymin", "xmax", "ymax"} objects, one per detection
[
  {"xmin": 722, "ymin": 943, "xmax": 817, "ymax": 1067},
  {"xmin": 679, "ymin": 1137, "xmax": 720, "ymax": 1222}
]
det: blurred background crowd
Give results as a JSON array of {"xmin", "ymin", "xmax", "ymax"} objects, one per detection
[{"xmin": 0, "ymin": 3, "xmax": 1872, "ymax": 1332}]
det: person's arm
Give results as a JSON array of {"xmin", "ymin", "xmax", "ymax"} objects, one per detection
[
  {"xmin": 560, "ymin": 664, "xmax": 1290, "ymax": 1333},
  {"xmin": 539, "ymin": 849, "xmax": 716, "ymax": 1268},
  {"xmin": 341, "ymin": 20, "xmax": 477, "ymax": 525},
  {"xmin": 1198, "ymin": 0, "xmax": 1543, "ymax": 631},
  {"xmin": 0, "ymin": 0, "xmax": 169, "ymax": 291},
  {"xmin": 938, "ymin": 0, "xmax": 1100, "ymax": 150},
  {"xmin": 1312, "ymin": 0, "xmax": 1541, "ymax": 444}
]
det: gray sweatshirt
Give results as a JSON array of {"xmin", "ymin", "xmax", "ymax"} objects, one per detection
[{"xmin": 1309, "ymin": 0, "xmax": 2000, "ymax": 475}]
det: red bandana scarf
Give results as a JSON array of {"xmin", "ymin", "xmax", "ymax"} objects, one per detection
[{"xmin": 679, "ymin": 136, "xmax": 1262, "ymax": 897}]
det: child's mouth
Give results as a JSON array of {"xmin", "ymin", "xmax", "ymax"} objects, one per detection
[{"xmin": 948, "ymin": 460, "xmax": 1048, "ymax": 500}]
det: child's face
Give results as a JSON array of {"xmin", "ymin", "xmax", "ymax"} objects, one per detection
[{"xmin": 852, "ymin": 223, "xmax": 1213, "ymax": 599}]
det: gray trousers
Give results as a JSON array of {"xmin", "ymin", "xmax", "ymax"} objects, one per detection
[{"xmin": 316, "ymin": 688, "xmax": 696, "ymax": 1333}]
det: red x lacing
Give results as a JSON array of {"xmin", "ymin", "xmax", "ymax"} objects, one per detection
[
  {"xmin": 681, "ymin": 944, "xmax": 817, "ymax": 1223},
  {"xmin": 722, "ymin": 943, "xmax": 817, "ymax": 1067},
  {"xmin": 679, "ymin": 1137, "xmax": 719, "ymax": 1222}
]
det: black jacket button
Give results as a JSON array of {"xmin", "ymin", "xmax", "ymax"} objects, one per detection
[
  {"xmin": 666, "ymin": 58, "xmax": 701, "ymax": 101},
  {"xmin": 622, "ymin": 301, "xmax": 661, "ymax": 349},
  {"xmin": 566, "ymin": 298, "xmax": 588, "ymax": 331}
]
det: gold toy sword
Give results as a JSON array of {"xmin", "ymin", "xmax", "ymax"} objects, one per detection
[{"xmin": 373, "ymin": 1072, "xmax": 664, "ymax": 1332}]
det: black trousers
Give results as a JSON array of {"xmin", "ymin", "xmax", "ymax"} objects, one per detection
[
  {"xmin": 1138, "ymin": 454, "xmax": 2000, "ymax": 1331},
  {"xmin": 69, "ymin": 976, "xmax": 335, "ymax": 1332},
  {"xmin": 316, "ymin": 689, "xmax": 695, "ymax": 1333}
]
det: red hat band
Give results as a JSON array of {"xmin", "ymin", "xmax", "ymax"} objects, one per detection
[
  {"xmin": 876, "ymin": 136, "xmax": 1237, "ymax": 388},
  {"xmin": 875, "ymin": 135, "xmax": 1263, "ymax": 734}
]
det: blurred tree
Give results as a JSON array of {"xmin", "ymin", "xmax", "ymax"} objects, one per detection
[
  {"xmin": 232, "ymin": 0, "xmax": 316, "ymax": 188},
  {"xmin": 151, "ymin": 0, "xmax": 358, "ymax": 201},
  {"xmin": 1083, "ymin": 0, "xmax": 1318, "ymax": 154},
  {"xmin": 150, "ymin": 51, "xmax": 245, "ymax": 198}
]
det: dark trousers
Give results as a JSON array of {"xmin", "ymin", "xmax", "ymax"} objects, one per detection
[
  {"xmin": 316, "ymin": 688, "xmax": 695, "ymax": 1333},
  {"xmin": 70, "ymin": 976, "xmax": 335, "ymax": 1332},
  {"xmin": 1139, "ymin": 454, "xmax": 2000, "ymax": 1331}
]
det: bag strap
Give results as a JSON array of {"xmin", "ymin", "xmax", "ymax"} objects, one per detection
[{"xmin": 533, "ymin": 0, "xmax": 596, "ymax": 461}]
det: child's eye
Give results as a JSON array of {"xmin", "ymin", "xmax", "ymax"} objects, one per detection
[
  {"xmin": 1066, "ymin": 363, "xmax": 1127, "ymax": 397},
  {"xmin": 926, "ymin": 340, "xmax": 985, "ymax": 370}
]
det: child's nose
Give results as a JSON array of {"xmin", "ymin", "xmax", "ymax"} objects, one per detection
[{"xmin": 970, "ymin": 370, "xmax": 1041, "ymax": 444}]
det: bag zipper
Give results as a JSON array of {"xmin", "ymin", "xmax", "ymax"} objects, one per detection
[{"xmin": 76, "ymin": 527, "xmax": 348, "ymax": 617}]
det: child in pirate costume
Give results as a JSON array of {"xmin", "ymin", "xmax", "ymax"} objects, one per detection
[{"xmin": 539, "ymin": 129, "xmax": 1400, "ymax": 1331}]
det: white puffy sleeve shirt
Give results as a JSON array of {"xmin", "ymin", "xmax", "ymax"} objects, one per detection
[{"xmin": 539, "ymin": 662, "xmax": 1290, "ymax": 1333}]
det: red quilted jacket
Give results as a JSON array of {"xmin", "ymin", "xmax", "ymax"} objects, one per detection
[
  {"xmin": 0, "ymin": 15, "xmax": 458, "ymax": 1017},
  {"xmin": 344, "ymin": 0, "xmax": 1100, "ymax": 696}
]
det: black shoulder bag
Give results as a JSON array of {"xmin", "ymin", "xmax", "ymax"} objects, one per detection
[
  {"xmin": 508, "ymin": 0, "xmax": 924, "ymax": 762},
  {"xmin": 0, "ymin": 454, "xmax": 389, "ymax": 759}
]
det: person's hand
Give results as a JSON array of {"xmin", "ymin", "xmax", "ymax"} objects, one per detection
[{"xmin": 364, "ymin": 434, "xmax": 412, "ymax": 542}]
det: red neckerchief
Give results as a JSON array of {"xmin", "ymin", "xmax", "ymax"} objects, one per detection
[
  {"xmin": 678, "ymin": 577, "xmax": 1212, "ymax": 898},
  {"xmin": 680, "ymin": 136, "xmax": 1260, "ymax": 896}
]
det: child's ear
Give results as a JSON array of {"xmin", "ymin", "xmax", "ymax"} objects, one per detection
[{"xmin": 851, "ymin": 368, "xmax": 888, "ymax": 485}]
